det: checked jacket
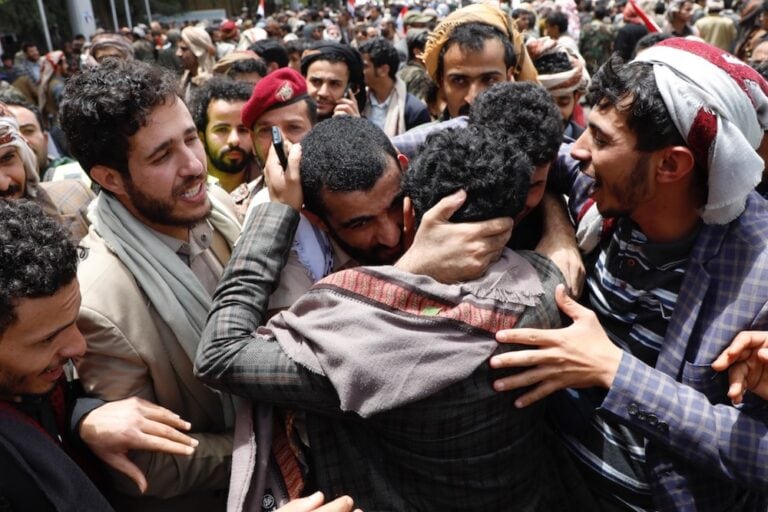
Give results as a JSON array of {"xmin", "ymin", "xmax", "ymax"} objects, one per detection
[{"xmin": 550, "ymin": 144, "xmax": 768, "ymax": 511}]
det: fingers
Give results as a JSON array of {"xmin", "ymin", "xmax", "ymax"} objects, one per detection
[
  {"xmin": 421, "ymin": 190, "xmax": 466, "ymax": 224},
  {"xmin": 135, "ymin": 423, "xmax": 198, "ymax": 455},
  {"xmin": 101, "ymin": 452, "xmax": 148, "ymax": 494},
  {"xmin": 332, "ymin": 99, "xmax": 360, "ymax": 117},
  {"xmin": 276, "ymin": 492, "xmax": 357, "ymax": 512},
  {"xmin": 554, "ymin": 284, "xmax": 587, "ymax": 320},
  {"xmin": 134, "ymin": 399, "xmax": 191, "ymax": 431},
  {"xmin": 712, "ymin": 331, "xmax": 767, "ymax": 370},
  {"xmin": 726, "ymin": 361, "xmax": 749, "ymax": 404},
  {"xmin": 496, "ymin": 328, "xmax": 551, "ymax": 346}
]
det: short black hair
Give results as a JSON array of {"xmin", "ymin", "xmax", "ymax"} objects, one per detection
[
  {"xmin": 188, "ymin": 76, "xmax": 253, "ymax": 133},
  {"xmin": 21, "ymin": 42, "xmax": 37, "ymax": 52},
  {"xmin": 404, "ymin": 125, "xmax": 531, "ymax": 225},
  {"xmin": 533, "ymin": 51, "xmax": 573, "ymax": 74},
  {"xmin": 546, "ymin": 12, "xmax": 569, "ymax": 33},
  {"xmin": 59, "ymin": 58, "xmax": 179, "ymax": 176},
  {"xmin": 359, "ymin": 37, "xmax": 400, "ymax": 80},
  {"xmin": 470, "ymin": 82, "xmax": 563, "ymax": 165},
  {"xmin": 405, "ymin": 29, "xmax": 429, "ymax": 62},
  {"xmin": 587, "ymin": 56, "xmax": 685, "ymax": 152},
  {"xmin": 0, "ymin": 200, "xmax": 77, "ymax": 336},
  {"xmin": 633, "ymin": 32, "xmax": 673, "ymax": 57},
  {"xmin": 227, "ymin": 57, "xmax": 268, "ymax": 80},
  {"xmin": 300, "ymin": 116, "xmax": 398, "ymax": 215},
  {"xmin": 250, "ymin": 39, "xmax": 289, "ymax": 68},
  {"xmin": 436, "ymin": 23, "xmax": 516, "ymax": 81}
]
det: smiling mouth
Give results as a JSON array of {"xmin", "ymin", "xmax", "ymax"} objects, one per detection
[{"xmin": 179, "ymin": 181, "xmax": 204, "ymax": 199}]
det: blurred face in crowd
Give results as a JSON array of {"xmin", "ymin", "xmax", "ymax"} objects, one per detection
[
  {"xmin": 0, "ymin": 144, "xmax": 25, "ymax": 199},
  {"xmin": 7, "ymin": 105, "xmax": 48, "ymax": 172},
  {"xmin": 177, "ymin": 41, "xmax": 198, "ymax": 71},
  {"xmin": 25, "ymin": 45, "xmax": 40, "ymax": 62}
]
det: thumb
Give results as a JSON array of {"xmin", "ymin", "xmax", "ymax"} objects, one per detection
[
  {"xmin": 102, "ymin": 452, "xmax": 148, "ymax": 494},
  {"xmin": 555, "ymin": 283, "xmax": 585, "ymax": 320},
  {"xmin": 423, "ymin": 189, "xmax": 466, "ymax": 224}
]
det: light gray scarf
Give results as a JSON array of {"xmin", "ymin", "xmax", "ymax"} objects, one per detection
[{"xmin": 88, "ymin": 190, "xmax": 241, "ymax": 425}]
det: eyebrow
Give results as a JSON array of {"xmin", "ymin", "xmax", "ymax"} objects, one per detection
[
  {"xmin": 145, "ymin": 126, "xmax": 197, "ymax": 162},
  {"xmin": 38, "ymin": 318, "xmax": 76, "ymax": 343},
  {"xmin": 587, "ymin": 121, "xmax": 610, "ymax": 140},
  {"xmin": 340, "ymin": 191, "xmax": 404, "ymax": 229}
]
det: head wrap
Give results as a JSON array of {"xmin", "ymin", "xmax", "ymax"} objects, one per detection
[
  {"xmin": 301, "ymin": 41, "xmax": 366, "ymax": 112},
  {"xmin": 212, "ymin": 50, "xmax": 261, "ymax": 75},
  {"xmin": 635, "ymin": 38, "xmax": 768, "ymax": 224},
  {"xmin": 242, "ymin": 67, "xmax": 309, "ymax": 128},
  {"xmin": 38, "ymin": 51, "xmax": 65, "ymax": 113},
  {"xmin": 422, "ymin": 3, "xmax": 538, "ymax": 84},
  {"xmin": 528, "ymin": 37, "xmax": 590, "ymax": 96},
  {"xmin": 0, "ymin": 104, "xmax": 39, "ymax": 198},
  {"xmin": 88, "ymin": 33, "xmax": 134, "ymax": 64},
  {"xmin": 181, "ymin": 26, "xmax": 216, "ymax": 78}
]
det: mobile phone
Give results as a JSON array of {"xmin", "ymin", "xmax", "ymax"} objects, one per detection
[
  {"xmin": 271, "ymin": 126, "xmax": 288, "ymax": 170},
  {"xmin": 342, "ymin": 83, "xmax": 352, "ymax": 100}
]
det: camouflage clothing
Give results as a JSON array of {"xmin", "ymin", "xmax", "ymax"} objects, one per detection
[{"xmin": 579, "ymin": 19, "xmax": 616, "ymax": 76}]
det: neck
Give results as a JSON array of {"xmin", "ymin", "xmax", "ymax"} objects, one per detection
[
  {"xmin": 371, "ymin": 78, "xmax": 395, "ymax": 103},
  {"xmin": 117, "ymin": 195, "xmax": 191, "ymax": 242},
  {"xmin": 631, "ymin": 190, "xmax": 701, "ymax": 243},
  {"xmin": 208, "ymin": 166, "xmax": 245, "ymax": 193}
]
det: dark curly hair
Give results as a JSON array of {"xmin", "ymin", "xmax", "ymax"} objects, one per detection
[
  {"xmin": 59, "ymin": 58, "xmax": 179, "ymax": 176},
  {"xmin": 470, "ymin": 82, "xmax": 563, "ymax": 165},
  {"xmin": 587, "ymin": 56, "xmax": 685, "ymax": 152},
  {"xmin": 404, "ymin": 125, "xmax": 532, "ymax": 226},
  {"xmin": 188, "ymin": 76, "xmax": 254, "ymax": 133},
  {"xmin": 359, "ymin": 37, "xmax": 400, "ymax": 81},
  {"xmin": 436, "ymin": 23, "xmax": 516, "ymax": 82},
  {"xmin": 0, "ymin": 200, "xmax": 77, "ymax": 336},
  {"xmin": 227, "ymin": 58, "xmax": 268, "ymax": 80},
  {"xmin": 300, "ymin": 116, "xmax": 398, "ymax": 216},
  {"xmin": 545, "ymin": 12, "xmax": 569, "ymax": 33},
  {"xmin": 533, "ymin": 51, "xmax": 573, "ymax": 75}
]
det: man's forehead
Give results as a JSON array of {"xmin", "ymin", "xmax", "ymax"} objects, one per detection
[
  {"xmin": 207, "ymin": 99, "xmax": 248, "ymax": 119},
  {"xmin": 307, "ymin": 59, "xmax": 350, "ymax": 80},
  {"xmin": 7, "ymin": 106, "xmax": 39, "ymax": 128},
  {"xmin": 254, "ymin": 101, "xmax": 310, "ymax": 129},
  {"xmin": 443, "ymin": 39, "xmax": 508, "ymax": 74}
]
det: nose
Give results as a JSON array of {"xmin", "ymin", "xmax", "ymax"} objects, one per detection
[
  {"xmin": 465, "ymin": 80, "xmax": 484, "ymax": 106},
  {"xmin": 226, "ymin": 128, "xmax": 240, "ymax": 148},
  {"xmin": 59, "ymin": 325, "xmax": 87, "ymax": 360},
  {"xmin": 180, "ymin": 142, "xmax": 205, "ymax": 177},
  {"xmin": 0, "ymin": 172, "xmax": 11, "ymax": 191},
  {"xmin": 376, "ymin": 215, "xmax": 402, "ymax": 248},
  {"xmin": 317, "ymin": 82, "xmax": 331, "ymax": 99},
  {"xmin": 570, "ymin": 130, "xmax": 593, "ymax": 175}
]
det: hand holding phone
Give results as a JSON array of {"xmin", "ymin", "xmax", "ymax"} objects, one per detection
[{"xmin": 272, "ymin": 126, "xmax": 288, "ymax": 170}]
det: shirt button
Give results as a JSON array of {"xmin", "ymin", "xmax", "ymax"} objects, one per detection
[
  {"xmin": 637, "ymin": 411, "xmax": 646, "ymax": 421},
  {"xmin": 647, "ymin": 414, "xmax": 658, "ymax": 426},
  {"xmin": 628, "ymin": 403, "xmax": 639, "ymax": 416}
]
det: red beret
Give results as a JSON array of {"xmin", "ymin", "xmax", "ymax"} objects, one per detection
[{"xmin": 241, "ymin": 67, "xmax": 308, "ymax": 128}]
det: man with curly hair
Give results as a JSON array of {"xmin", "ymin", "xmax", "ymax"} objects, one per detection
[
  {"xmin": 196, "ymin": 118, "xmax": 588, "ymax": 510},
  {"xmin": 0, "ymin": 199, "xmax": 200, "ymax": 511},
  {"xmin": 59, "ymin": 58, "xmax": 241, "ymax": 512}
]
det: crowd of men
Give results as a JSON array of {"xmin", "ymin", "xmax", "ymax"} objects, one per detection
[{"xmin": 3, "ymin": 0, "xmax": 768, "ymax": 511}]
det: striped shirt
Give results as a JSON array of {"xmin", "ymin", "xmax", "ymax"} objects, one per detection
[{"xmin": 552, "ymin": 217, "xmax": 699, "ymax": 511}]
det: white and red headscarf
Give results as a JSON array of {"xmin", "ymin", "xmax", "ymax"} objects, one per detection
[{"xmin": 636, "ymin": 38, "xmax": 768, "ymax": 224}]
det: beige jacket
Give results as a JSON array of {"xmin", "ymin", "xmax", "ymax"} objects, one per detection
[{"xmin": 75, "ymin": 206, "xmax": 234, "ymax": 512}]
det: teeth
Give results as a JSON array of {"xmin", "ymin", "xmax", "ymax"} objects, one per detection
[{"xmin": 181, "ymin": 183, "xmax": 201, "ymax": 199}]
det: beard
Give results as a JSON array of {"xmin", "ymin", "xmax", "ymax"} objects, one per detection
[
  {"xmin": 206, "ymin": 143, "xmax": 252, "ymax": 175},
  {"xmin": 593, "ymin": 156, "xmax": 653, "ymax": 218},
  {"xmin": 324, "ymin": 224, "xmax": 403, "ymax": 266},
  {"xmin": 122, "ymin": 175, "xmax": 211, "ymax": 227}
]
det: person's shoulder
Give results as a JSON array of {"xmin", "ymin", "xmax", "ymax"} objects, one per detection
[{"xmin": 77, "ymin": 229, "xmax": 137, "ymax": 299}]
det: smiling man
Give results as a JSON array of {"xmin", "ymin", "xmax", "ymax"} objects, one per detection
[
  {"xmin": 60, "ymin": 59, "xmax": 242, "ymax": 512},
  {"xmin": 491, "ymin": 41, "xmax": 768, "ymax": 511}
]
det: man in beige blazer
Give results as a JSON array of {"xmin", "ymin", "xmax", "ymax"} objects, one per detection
[{"xmin": 59, "ymin": 58, "xmax": 238, "ymax": 512}]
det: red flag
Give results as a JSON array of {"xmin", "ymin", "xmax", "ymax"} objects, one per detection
[
  {"xmin": 348, "ymin": 0, "xmax": 356, "ymax": 17},
  {"xmin": 396, "ymin": 6, "xmax": 408, "ymax": 36},
  {"xmin": 628, "ymin": 0, "xmax": 660, "ymax": 32},
  {"xmin": 257, "ymin": 0, "xmax": 265, "ymax": 18}
]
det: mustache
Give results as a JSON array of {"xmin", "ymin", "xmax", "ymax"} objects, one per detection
[
  {"xmin": 219, "ymin": 147, "xmax": 249, "ymax": 160},
  {"xmin": 457, "ymin": 103, "xmax": 471, "ymax": 117},
  {"xmin": 0, "ymin": 184, "xmax": 22, "ymax": 198}
]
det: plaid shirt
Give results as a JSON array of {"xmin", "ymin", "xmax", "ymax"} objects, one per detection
[
  {"xmin": 550, "ymin": 145, "xmax": 768, "ymax": 511},
  {"xmin": 196, "ymin": 202, "xmax": 586, "ymax": 511}
]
